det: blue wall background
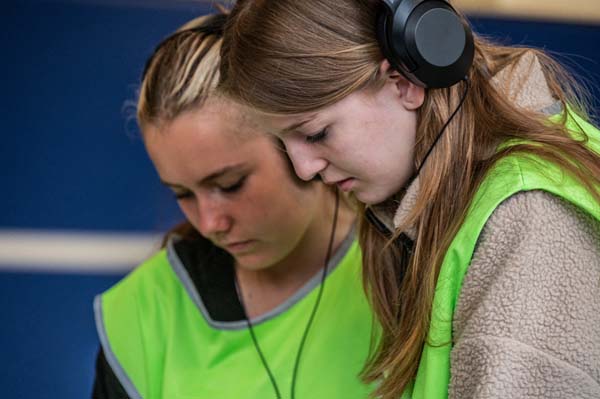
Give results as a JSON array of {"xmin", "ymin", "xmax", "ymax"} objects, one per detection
[
  {"xmin": 3, "ymin": 2, "xmax": 210, "ymax": 398},
  {"xmin": 3, "ymin": 0, "xmax": 204, "ymax": 232},
  {"xmin": 2, "ymin": 1, "xmax": 599, "ymax": 398}
]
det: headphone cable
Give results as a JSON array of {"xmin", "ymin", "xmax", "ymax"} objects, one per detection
[
  {"xmin": 415, "ymin": 76, "xmax": 470, "ymax": 176},
  {"xmin": 234, "ymin": 188, "xmax": 340, "ymax": 399}
]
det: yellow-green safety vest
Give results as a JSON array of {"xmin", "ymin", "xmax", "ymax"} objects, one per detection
[{"xmin": 95, "ymin": 238, "xmax": 379, "ymax": 398}]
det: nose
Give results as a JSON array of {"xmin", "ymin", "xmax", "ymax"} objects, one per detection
[
  {"xmin": 285, "ymin": 142, "xmax": 328, "ymax": 181},
  {"xmin": 195, "ymin": 198, "xmax": 233, "ymax": 238}
]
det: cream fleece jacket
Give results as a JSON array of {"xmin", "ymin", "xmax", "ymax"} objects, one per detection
[
  {"xmin": 388, "ymin": 52, "xmax": 600, "ymax": 397},
  {"xmin": 450, "ymin": 190, "xmax": 600, "ymax": 398}
]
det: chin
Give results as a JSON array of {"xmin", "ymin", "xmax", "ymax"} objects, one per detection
[
  {"xmin": 234, "ymin": 254, "xmax": 273, "ymax": 271},
  {"xmin": 354, "ymin": 190, "xmax": 388, "ymax": 206}
]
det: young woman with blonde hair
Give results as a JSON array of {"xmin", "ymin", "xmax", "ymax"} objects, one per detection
[
  {"xmin": 219, "ymin": 1, "xmax": 600, "ymax": 397},
  {"xmin": 92, "ymin": 13, "xmax": 378, "ymax": 399}
]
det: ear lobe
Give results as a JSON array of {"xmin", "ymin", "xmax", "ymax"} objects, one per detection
[{"xmin": 404, "ymin": 82, "xmax": 425, "ymax": 110}]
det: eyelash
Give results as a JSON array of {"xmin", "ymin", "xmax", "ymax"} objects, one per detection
[
  {"xmin": 173, "ymin": 177, "xmax": 247, "ymax": 200},
  {"xmin": 220, "ymin": 176, "xmax": 246, "ymax": 193},
  {"xmin": 305, "ymin": 128, "xmax": 328, "ymax": 144},
  {"xmin": 174, "ymin": 191, "xmax": 193, "ymax": 200}
]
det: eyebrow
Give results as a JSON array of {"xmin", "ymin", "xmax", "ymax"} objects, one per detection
[
  {"xmin": 280, "ymin": 116, "xmax": 315, "ymax": 135},
  {"xmin": 160, "ymin": 163, "xmax": 247, "ymax": 188}
]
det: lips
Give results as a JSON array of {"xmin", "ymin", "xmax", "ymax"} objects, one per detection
[
  {"xmin": 222, "ymin": 239, "xmax": 255, "ymax": 253},
  {"xmin": 322, "ymin": 176, "xmax": 355, "ymax": 192},
  {"xmin": 334, "ymin": 177, "xmax": 355, "ymax": 192}
]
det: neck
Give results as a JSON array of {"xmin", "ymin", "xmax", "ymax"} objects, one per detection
[{"xmin": 236, "ymin": 190, "xmax": 355, "ymax": 319}]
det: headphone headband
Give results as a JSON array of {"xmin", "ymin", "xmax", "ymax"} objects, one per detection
[{"xmin": 376, "ymin": 0, "xmax": 474, "ymax": 88}]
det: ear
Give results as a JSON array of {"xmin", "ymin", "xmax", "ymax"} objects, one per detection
[{"xmin": 379, "ymin": 59, "xmax": 425, "ymax": 110}]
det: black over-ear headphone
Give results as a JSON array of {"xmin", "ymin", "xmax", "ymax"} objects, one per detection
[{"xmin": 376, "ymin": 0, "xmax": 474, "ymax": 88}]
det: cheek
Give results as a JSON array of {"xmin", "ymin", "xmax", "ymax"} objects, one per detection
[
  {"xmin": 178, "ymin": 200, "xmax": 199, "ymax": 227},
  {"xmin": 236, "ymin": 186, "xmax": 271, "ymax": 223},
  {"xmin": 331, "ymin": 115, "xmax": 383, "ymax": 161},
  {"xmin": 256, "ymin": 183, "xmax": 308, "ymax": 231},
  {"xmin": 329, "ymin": 133, "xmax": 374, "ymax": 173}
]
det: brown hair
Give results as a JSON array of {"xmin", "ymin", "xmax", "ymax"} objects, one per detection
[{"xmin": 219, "ymin": 1, "xmax": 600, "ymax": 397}]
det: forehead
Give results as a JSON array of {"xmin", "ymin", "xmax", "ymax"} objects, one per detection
[
  {"xmin": 249, "ymin": 110, "xmax": 316, "ymax": 137},
  {"xmin": 246, "ymin": 89, "xmax": 377, "ymax": 137},
  {"xmin": 152, "ymin": 98, "xmax": 259, "ymax": 141},
  {"xmin": 144, "ymin": 99, "xmax": 276, "ymax": 170}
]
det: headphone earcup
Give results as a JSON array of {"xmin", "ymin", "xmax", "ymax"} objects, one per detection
[
  {"xmin": 378, "ymin": 0, "xmax": 474, "ymax": 88},
  {"xmin": 404, "ymin": 1, "xmax": 473, "ymax": 87}
]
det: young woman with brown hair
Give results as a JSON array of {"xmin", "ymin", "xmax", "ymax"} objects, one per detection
[
  {"xmin": 218, "ymin": 1, "xmax": 600, "ymax": 398},
  {"xmin": 92, "ymin": 13, "xmax": 379, "ymax": 399}
]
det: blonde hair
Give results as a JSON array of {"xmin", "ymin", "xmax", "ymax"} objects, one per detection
[
  {"xmin": 219, "ymin": 1, "xmax": 600, "ymax": 397},
  {"xmin": 137, "ymin": 13, "xmax": 226, "ymax": 129},
  {"xmin": 138, "ymin": 13, "xmax": 226, "ymax": 244}
]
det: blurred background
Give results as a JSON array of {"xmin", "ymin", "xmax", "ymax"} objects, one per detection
[{"xmin": 2, "ymin": 0, "xmax": 599, "ymax": 397}]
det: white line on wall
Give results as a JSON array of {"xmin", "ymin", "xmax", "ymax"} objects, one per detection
[{"xmin": 0, "ymin": 230, "xmax": 162, "ymax": 274}]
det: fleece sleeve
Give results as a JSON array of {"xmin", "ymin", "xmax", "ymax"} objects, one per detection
[{"xmin": 450, "ymin": 190, "xmax": 600, "ymax": 399}]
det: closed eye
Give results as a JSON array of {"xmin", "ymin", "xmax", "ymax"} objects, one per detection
[
  {"xmin": 220, "ymin": 176, "xmax": 246, "ymax": 193},
  {"xmin": 305, "ymin": 128, "xmax": 328, "ymax": 144},
  {"xmin": 174, "ymin": 190, "xmax": 194, "ymax": 200}
]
